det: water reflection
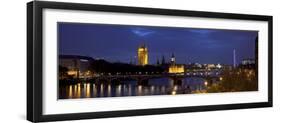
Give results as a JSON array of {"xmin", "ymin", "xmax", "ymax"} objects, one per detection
[
  {"xmin": 107, "ymin": 84, "xmax": 111, "ymax": 97},
  {"xmin": 59, "ymin": 77, "xmax": 207, "ymax": 99},
  {"xmin": 86, "ymin": 83, "xmax": 90, "ymax": 98}
]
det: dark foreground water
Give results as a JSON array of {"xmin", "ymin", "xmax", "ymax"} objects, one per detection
[{"xmin": 59, "ymin": 77, "xmax": 207, "ymax": 99}]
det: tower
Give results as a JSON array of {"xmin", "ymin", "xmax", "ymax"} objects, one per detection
[
  {"xmin": 171, "ymin": 53, "xmax": 176, "ymax": 65},
  {"xmin": 137, "ymin": 44, "xmax": 148, "ymax": 66},
  {"xmin": 233, "ymin": 49, "xmax": 236, "ymax": 68},
  {"xmin": 168, "ymin": 53, "xmax": 185, "ymax": 73},
  {"xmin": 161, "ymin": 55, "xmax": 166, "ymax": 65},
  {"xmin": 156, "ymin": 58, "xmax": 160, "ymax": 65}
]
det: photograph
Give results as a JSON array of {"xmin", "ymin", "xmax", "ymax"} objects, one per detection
[{"xmin": 58, "ymin": 22, "xmax": 258, "ymax": 99}]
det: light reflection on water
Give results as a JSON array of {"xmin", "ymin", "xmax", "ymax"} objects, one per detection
[{"xmin": 59, "ymin": 77, "xmax": 206, "ymax": 99}]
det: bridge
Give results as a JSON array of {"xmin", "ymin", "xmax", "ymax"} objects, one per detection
[{"xmin": 88, "ymin": 72, "xmax": 221, "ymax": 85}]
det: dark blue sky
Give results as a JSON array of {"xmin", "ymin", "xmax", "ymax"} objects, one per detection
[{"xmin": 58, "ymin": 22, "xmax": 258, "ymax": 65}]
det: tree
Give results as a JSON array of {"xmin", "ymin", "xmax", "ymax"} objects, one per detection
[
  {"xmin": 59, "ymin": 65, "xmax": 68, "ymax": 79},
  {"xmin": 207, "ymin": 68, "xmax": 257, "ymax": 93}
]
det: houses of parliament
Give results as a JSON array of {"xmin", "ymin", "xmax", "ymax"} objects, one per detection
[{"xmin": 137, "ymin": 44, "xmax": 184, "ymax": 74}]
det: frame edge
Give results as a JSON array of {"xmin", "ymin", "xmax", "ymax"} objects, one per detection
[
  {"xmin": 27, "ymin": 1, "xmax": 34, "ymax": 122},
  {"xmin": 267, "ymin": 16, "xmax": 273, "ymax": 107}
]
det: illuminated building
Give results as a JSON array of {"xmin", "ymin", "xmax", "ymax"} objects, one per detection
[
  {"xmin": 207, "ymin": 64, "xmax": 216, "ymax": 69},
  {"xmin": 168, "ymin": 53, "xmax": 184, "ymax": 73},
  {"xmin": 241, "ymin": 58, "xmax": 256, "ymax": 69},
  {"xmin": 216, "ymin": 64, "xmax": 222, "ymax": 69},
  {"xmin": 137, "ymin": 44, "xmax": 148, "ymax": 66},
  {"xmin": 59, "ymin": 55, "xmax": 94, "ymax": 79},
  {"xmin": 169, "ymin": 65, "xmax": 185, "ymax": 73},
  {"xmin": 195, "ymin": 63, "xmax": 202, "ymax": 68},
  {"xmin": 241, "ymin": 59, "xmax": 255, "ymax": 65}
]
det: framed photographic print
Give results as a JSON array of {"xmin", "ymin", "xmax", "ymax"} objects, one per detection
[{"xmin": 27, "ymin": 1, "xmax": 273, "ymax": 122}]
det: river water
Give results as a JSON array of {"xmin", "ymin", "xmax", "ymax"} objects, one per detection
[{"xmin": 59, "ymin": 77, "xmax": 206, "ymax": 99}]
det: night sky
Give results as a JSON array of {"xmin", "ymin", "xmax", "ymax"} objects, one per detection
[{"xmin": 58, "ymin": 22, "xmax": 258, "ymax": 65}]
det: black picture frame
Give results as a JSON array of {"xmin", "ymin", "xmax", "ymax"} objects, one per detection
[{"xmin": 27, "ymin": 1, "xmax": 273, "ymax": 122}]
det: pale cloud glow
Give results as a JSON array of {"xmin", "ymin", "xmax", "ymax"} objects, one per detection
[{"xmin": 131, "ymin": 27, "xmax": 156, "ymax": 37}]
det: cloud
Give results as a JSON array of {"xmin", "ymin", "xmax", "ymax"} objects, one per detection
[{"xmin": 131, "ymin": 27, "xmax": 156, "ymax": 37}]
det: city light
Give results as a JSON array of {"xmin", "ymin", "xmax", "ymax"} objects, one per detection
[
  {"xmin": 172, "ymin": 91, "xmax": 176, "ymax": 95},
  {"xmin": 204, "ymin": 81, "xmax": 208, "ymax": 86}
]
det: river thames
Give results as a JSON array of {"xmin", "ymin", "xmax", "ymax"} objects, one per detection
[{"xmin": 59, "ymin": 77, "xmax": 207, "ymax": 99}]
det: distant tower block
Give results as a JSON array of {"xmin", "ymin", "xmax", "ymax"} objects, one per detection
[
  {"xmin": 137, "ymin": 44, "xmax": 148, "ymax": 66},
  {"xmin": 233, "ymin": 49, "xmax": 236, "ymax": 68}
]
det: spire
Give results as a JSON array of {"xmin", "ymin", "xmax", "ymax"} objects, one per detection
[
  {"xmin": 171, "ymin": 53, "xmax": 175, "ymax": 64},
  {"xmin": 156, "ymin": 58, "xmax": 160, "ymax": 65},
  {"xmin": 161, "ymin": 55, "xmax": 165, "ymax": 65}
]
